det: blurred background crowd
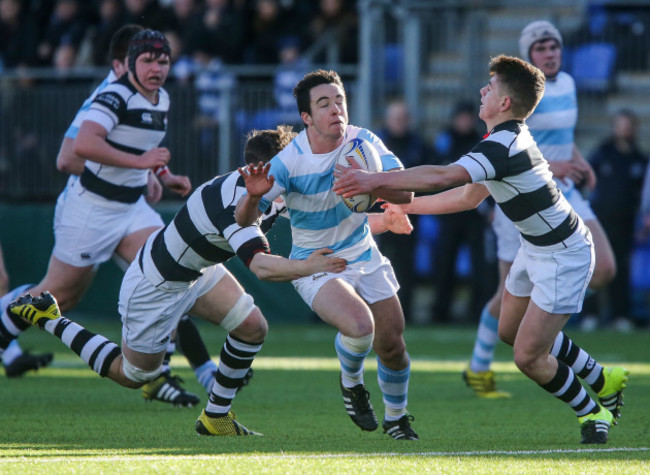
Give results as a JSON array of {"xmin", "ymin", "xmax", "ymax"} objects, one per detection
[{"xmin": 2, "ymin": 0, "xmax": 650, "ymax": 332}]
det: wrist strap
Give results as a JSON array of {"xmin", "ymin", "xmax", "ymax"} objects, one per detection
[{"xmin": 154, "ymin": 166, "xmax": 170, "ymax": 177}]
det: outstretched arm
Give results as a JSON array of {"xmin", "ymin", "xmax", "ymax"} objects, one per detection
[
  {"xmin": 396, "ymin": 183, "xmax": 490, "ymax": 215},
  {"xmin": 249, "ymin": 248, "xmax": 346, "ymax": 282},
  {"xmin": 333, "ymin": 163, "xmax": 472, "ymax": 197},
  {"xmin": 367, "ymin": 207, "xmax": 413, "ymax": 235}
]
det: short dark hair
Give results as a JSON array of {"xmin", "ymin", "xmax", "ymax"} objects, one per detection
[
  {"xmin": 108, "ymin": 24, "xmax": 144, "ymax": 63},
  {"xmin": 489, "ymin": 55, "xmax": 545, "ymax": 119},
  {"xmin": 292, "ymin": 69, "xmax": 345, "ymax": 118},
  {"xmin": 244, "ymin": 125, "xmax": 297, "ymax": 165}
]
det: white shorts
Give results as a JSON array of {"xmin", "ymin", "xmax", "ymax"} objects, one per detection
[
  {"xmin": 118, "ymin": 259, "xmax": 227, "ymax": 354},
  {"xmin": 505, "ymin": 230, "xmax": 594, "ymax": 315},
  {"xmin": 53, "ymin": 181, "xmax": 163, "ymax": 266},
  {"xmin": 292, "ymin": 245, "xmax": 399, "ymax": 309},
  {"xmin": 492, "ymin": 189, "xmax": 597, "ymax": 263}
]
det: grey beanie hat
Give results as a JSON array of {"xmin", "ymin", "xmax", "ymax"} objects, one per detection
[{"xmin": 519, "ymin": 21, "xmax": 563, "ymax": 62}]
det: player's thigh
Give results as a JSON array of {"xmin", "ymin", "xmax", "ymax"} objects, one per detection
[
  {"xmin": 312, "ymin": 278, "xmax": 375, "ymax": 337},
  {"xmin": 498, "ymin": 288, "xmax": 529, "ymax": 346},
  {"xmin": 584, "ymin": 218, "xmax": 616, "ymax": 286},
  {"xmin": 32, "ymin": 254, "xmax": 96, "ymax": 310},
  {"xmin": 115, "ymin": 226, "xmax": 160, "ymax": 264}
]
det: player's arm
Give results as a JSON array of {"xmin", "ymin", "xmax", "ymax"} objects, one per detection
[
  {"xmin": 235, "ymin": 162, "xmax": 274, "ymax": 226},
  {"xmin": 370, "ymin": 175, "xmax": 413, "ymax": 205},
  {"xmin": 249, "ymin": 248, "xmax": 346, "ymax": 282},
  {"xmin": 56, "ymin": 137, "xmax": 86, "ymax": 175},
  {"xmin": 570, "ymin": 144, "xmax": 597, "ymax": 190},
  {"xmin": 334, "ymin": 163, "xmax": 471, "ymax": 197},
  {"xmin": 399, "ymin": 183, "xmax": 490, "ymax": 215},
  {"xmin": 74, "ymin": 121, "xmax": 170, "ymax": 170}
]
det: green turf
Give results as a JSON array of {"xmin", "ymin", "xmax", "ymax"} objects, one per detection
[{"xmin": 1, "ymin": 321, "xmax": 648, "ymax": 473}]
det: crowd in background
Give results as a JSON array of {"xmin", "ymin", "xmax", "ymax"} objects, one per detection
[
  {"xmin": 0, "ymin": 0, "xmax": 359, "ymax": 73},
  {"xmin": 1, "ymin": 0, "xmax": 650, "ymax": 331}
]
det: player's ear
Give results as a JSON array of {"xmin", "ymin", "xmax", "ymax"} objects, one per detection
[
  {"xmin": 500, "ymin": 95, "xmax": 511, "ymax": 112},
  {"xmin": 301, "ymin": 111, "xmax": 312, "ymax": 126}
]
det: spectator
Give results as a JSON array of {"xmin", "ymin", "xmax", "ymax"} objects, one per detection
[
  {"xmin": 0, "ymin": 0, "xmax": 39, "ymax": 70},
  {"xmin": 244, "ymin": 0, "xmax": 289, "ymax": 64},
  {"xmin": 585, "ymin": 109, "xmax": 648, "ymax": 331},
  {"xmin": 376, "ymin": 99, "xmax": 432, "ymax": 322},
  {"xmin": 123, "ymin": 0, "xmax": 176, "ymax": 31},
  {"xmin": 91, "ymin": 0, "xmax": 125, "ymax": 66},
  {"xmin": 184, "ymin": 0, "xmax": 245, "ymax": 64},
  {"xmin": 304, "ymin": 0, "xmax": 358, "ymax": 64},
  {"xmin": 37, "ymin": 0, "xmax": 87, "ymax": 67},
  {"xmin": 429, "ymin": 101, "xmax": 493, "ymax": 324}
]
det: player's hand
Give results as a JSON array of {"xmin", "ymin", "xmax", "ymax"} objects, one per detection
[
  {"xmin": 238, "ymin": 162, "xmax": 274, "ymax": 198},
  {"xmin": 332, "ymin": 164, "xmax": 374, "ymax": 198},
  {"xmin": 305, "ymin": 248, "xmax": 347, "ymax": 274},
  {"xmin": 145, "ymin": 170, "xmax": 163, "ymax": 204},
  {"xmin": 380, "ymin": 202, "xmax": 413, "ymax": 235},
  {"xmin": 161, "ymin": 172, "xmax": 192, "ymax": 197},
  {"xmin": 140, "ymin": 147, "xmax": 170, "ymax": 169}
]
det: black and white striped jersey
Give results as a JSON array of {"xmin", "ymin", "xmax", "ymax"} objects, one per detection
[
  {"xmin": 139, "ymin": 171, "xmax": 286, "ymax": 291},
  {"xmin": 455, "ymin": 120, "xmax": 585, "ymax": 248},
  {"xmin": 82, "ymin": 74, "xmax": 169, "ymax": 190}
]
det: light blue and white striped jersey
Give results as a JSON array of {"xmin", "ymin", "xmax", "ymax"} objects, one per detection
[
  {"xmin": 61, "ymin": 70, "xmax": 116, "ymax": 191},
  {"xmin": 64, "ymin": 71, "xmax": 117, "ymax": 140},
  {"xmin": 258, "ymin": 125, "xmax": 403, "ymax": 262},
  {"xmin": 526, "ymin": 71, "xmax": 578, "ymax": 193}
]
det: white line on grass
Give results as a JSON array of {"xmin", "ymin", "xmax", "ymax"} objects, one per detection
[{"xmin": 2, "ymin": 447, "xmax": 648, "ymax": 463}]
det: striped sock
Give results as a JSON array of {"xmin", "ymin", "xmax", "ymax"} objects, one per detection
[
  {"xmin": 0, "ymin": 284, "xmax": 32, "ymax": 354},
  {"xmin": 194, "ymin": 360, "xmax": 218, "ymax": 393},
  {"xmin": 377, "ymin": 358, "xmax": 410, "ymax": 420},
  {"xmin": 335, "ymin": 333, "xmax": 371, "ymax": 388},
  {"xmin": 205, "ymin": 335, "xmax": 262, "ymax": 417},
  {"xmin": 551, "ymin": 332, "xmax": 605, "ymax": 393},
  {"xmin": 43, "ymin": 317, "xmax": 121, "ymax": 377},
  {"xmin": 469, "ymin": 306, "xmax": 499, "ymax": 373},
  {"xmin": 540, "ymin": 360, "xmax": 598, "ymax": 417}
]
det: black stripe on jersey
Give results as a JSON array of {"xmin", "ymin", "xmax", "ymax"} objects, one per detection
[
  {"xmin": 201, "ymin": 175, "xmax": 237, "ymax": 230},
  {"xmin": 106, "ymin": 138, "xmax": 145, "ymax": 155},
  {"xmin": 499, "ymin": 185, "xmax": 561, "ymax": 222},
  {"xmin": 123, "ymin": 109, "xmax": 167, "ymax": 131},
  {"xmin": 520, "ymin": 212, "xmax": 580, "ymax": 246},
  {"xmin": 471, "ymin": 140, "xmax": 546, "ymax": 180},
  {"xmin": 150, "ymin": 230, "xmax": 202, "ymax": 282},
  {"xmin": 93, "ymin": 91, "xmax": 126, "ymax": 116},
  {"xmin": 174, "ymin": 205, "xmax": 236, "ymax": 262}
]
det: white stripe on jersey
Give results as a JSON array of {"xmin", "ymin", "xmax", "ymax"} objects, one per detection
[
  {"xmin": 257, "ymin": 125, "xmax": 404, "ymax": 262},
  {"xmin": 65, "ymin": 71, "xmax": 117, "ymax": 139}
]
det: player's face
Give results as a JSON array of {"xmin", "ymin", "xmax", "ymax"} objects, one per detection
[
  {"xmin": 303, "ymin": 83, "xmax": 348, "ymax": 141},
  {"xmin": 529, "ymin": 39, "xmax": 561, "ymax": 79},
  {"xmin": 479, "ymin": 75, "xmax": 502, "ymax": 126},
  {"xmin": 134, "ymin": 52, "xmax": 170, "ymax": 93}
]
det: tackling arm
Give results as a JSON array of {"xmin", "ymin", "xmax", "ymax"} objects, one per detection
[{"xmin": 248, "ymin": 248, "xmax": 346, "ymax": 282}]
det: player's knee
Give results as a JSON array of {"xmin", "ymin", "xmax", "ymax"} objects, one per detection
[
  {"xmin": 223, "ymin": 294, "xmax": 267, "ymax": 342},
  {"xmin": 120, "ymin": 355, "xmax": 162, "ymax": 388},
  {"xmin": 375, "ymin": 337, "xmax": 406, "ymax": 365},
  {"xmin": 512, "ymin": 348, "xmax": 538, "ymax": 376}
]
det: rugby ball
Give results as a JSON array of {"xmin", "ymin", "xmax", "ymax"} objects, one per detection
[{"xmin": 336, "ymin": 138, "xmax": 383, "ymax": 213}]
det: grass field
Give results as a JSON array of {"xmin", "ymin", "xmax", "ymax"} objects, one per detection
[{"xmin": 1, "ymin": 320, "xmax": 648, "ymax": 473}]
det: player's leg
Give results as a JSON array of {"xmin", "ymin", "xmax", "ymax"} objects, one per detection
[
  {"xmin": 370, "ymin": 295, "xmax": 418, "ymax": 440},
  {"xmin": 506, "ymin": 297, "xmax": 613, "ymax": 444},
  {"xmin": 464, "ymin": 206, "xmax": 518, "ymax": 397},
  {"xmin": 583, "ymin": 218, "xmax": 616, "ymax": 289},
  {"xmin": 189, "ymin": 266, "xmax": 266, "ymax": 436},
  {"xmin": 0, "ymin": 255, "xmax": 95, "ymax": 376},
  {"xmin": 311, "ymin": 278, "xmax": 378, "ymax": 432},
  {"xmin": 358, "ymin": 249, "xmax": 417, "ymax": 440},
  {"xmin": 464, "ymin": 259, "xmax": 512, "ymax": 398}
]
